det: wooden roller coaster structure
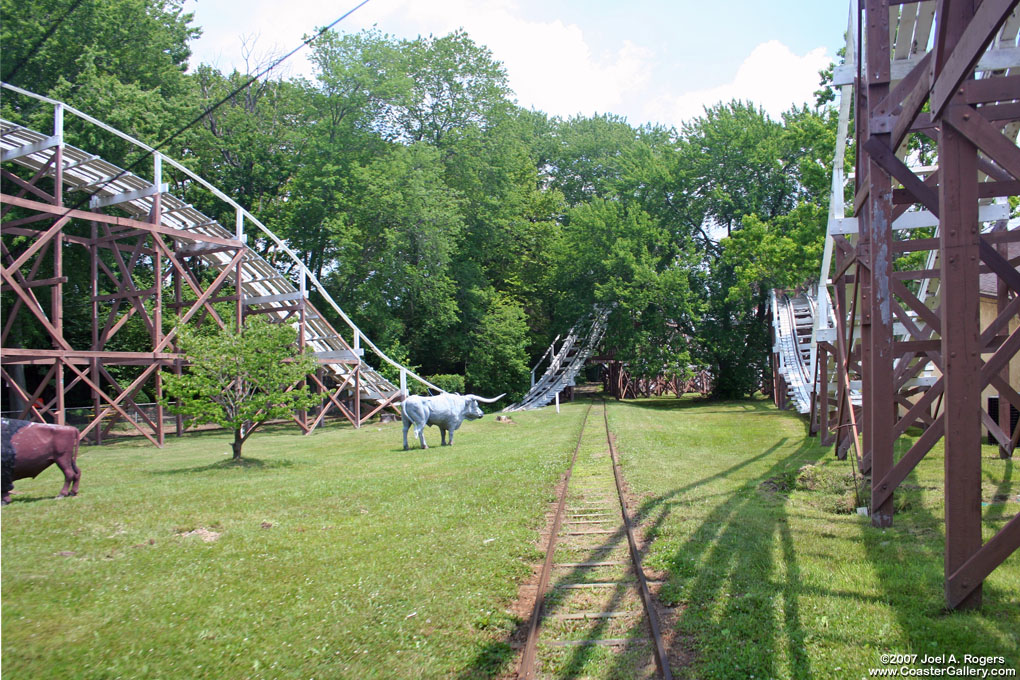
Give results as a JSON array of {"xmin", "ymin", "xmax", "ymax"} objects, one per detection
[
  {"xmin": 0, "ymin": 84, "xmax": 440, "ymax": 446},
  {"xmin": 772, "ymin": 0, "xmax": 1020, "ymax": 609}
]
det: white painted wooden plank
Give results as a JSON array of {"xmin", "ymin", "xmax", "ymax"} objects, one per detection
[
  {"xmin": 829, "ymin": 203, "xmax": 1009, "ymax": 235},
  {"xmin": 912, "ymin": 2, "xmax": 936, "ymax": 56},
  {"xmin": 834, "ymin": 45, "xmax": 1020, "ymax": 85},
  {"xmin": 894, "ymin": 3, "xmax": 919, "ymax": 61},
  {"xmin": 242, "ymin": 291, "xmax": 307, "ymax": 305},
  {"xmin": 1, "ymin": 135, "xmax": 60, "ymax": 162},
  {"xmin": 998, "ymin": 7, "xmax": 1020, "ymax": 46},
  {"xmin": 90, "ymin": 183, "xmax": 167, "ymax": 209}
]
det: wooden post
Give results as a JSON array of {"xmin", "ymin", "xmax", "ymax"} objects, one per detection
[
  {"xmin": 937, "ymin": 0, "xmax": 982, "ymax": 610},
  {"xmin": 862, "ymin": 0, "xmax": 895, "ymax": 527}
]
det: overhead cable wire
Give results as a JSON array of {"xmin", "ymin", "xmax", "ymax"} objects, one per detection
[
  {"xmin": 1, "ymin": 0, "xmax": 87, "ymax": 83},
  {"xmin": 136, "ymin": 0, "xmax": 374, "ymax": 168},
  {"xmin": 7, "ymin": 0, "xmax": 373, "ymax": 215}
]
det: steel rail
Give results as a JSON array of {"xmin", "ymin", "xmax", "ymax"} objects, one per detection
[
  {"xmin": 518, "ymin": 401, "xmax": 593, "ymax": 679},
  {"xmin": 517, "ymin": 400, "xmax": 672, "ymax": 679},
  {"xmin": 603, "ymin": 401, "xmax": 673, "ymax": 680}
]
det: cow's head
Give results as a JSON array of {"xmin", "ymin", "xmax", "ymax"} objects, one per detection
[{"xmin": 463, "ymin": 393, "xmax": 506, "ymax": 420}]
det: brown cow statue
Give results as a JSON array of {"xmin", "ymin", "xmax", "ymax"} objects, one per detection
[{"xmin": 1, "ymin": 418, "xmax": 81, "ymax": 505}]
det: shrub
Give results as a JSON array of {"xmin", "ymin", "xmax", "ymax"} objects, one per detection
[{"xmin": 427, "ymin": 373, "xmax": 465, "ymax": 394}]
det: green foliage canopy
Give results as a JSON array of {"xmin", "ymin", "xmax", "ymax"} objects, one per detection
[
  {"xmin": 1, "ymin": 7, "xmax": 839, "ymax": 407},
  {"xmin": 161, "ymin": 318, "xmax": 319, "ymax": 459}
]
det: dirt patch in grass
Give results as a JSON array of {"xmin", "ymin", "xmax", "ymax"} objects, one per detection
[
  {"xmin": 758, "ymin": 472, "xmax": 796, "ymax": 494},
  {"xmin": 649, "ymin": 592, "xmax": 697, "ymax": 675},
  {"xmin": 616, "ymin": 437, "xmax": 697, "ymax": 676},
  {"xmin": 795, "ymin": 463, "xmax": 861, "ymax": 514},
  {"xmin": 176, "ymin": 527, "xmax": 221, "ymax": 542}
]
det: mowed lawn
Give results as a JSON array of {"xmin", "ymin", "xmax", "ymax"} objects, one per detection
[
  {"xmin": 4, "ymin": 397, "xmax": 1019, "ymax": 680},
  {"xmin": 1, "ymin": 406, "xmax": 582, "ymax": 679},
  {"xmin": 608, "ymin": 397, "xmax": 1020, "ymax": 680}
]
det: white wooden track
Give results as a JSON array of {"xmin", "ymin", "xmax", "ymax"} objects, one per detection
[
  {"xmin": 503, "ymin": 308, "xmax": 609, "ymax": 411},
  {"xmin": 771, "ymin": 2, "xmax": 1020, "ymax": 416},
  {"xmin": 1, "ymin": 84, "xmax": 440, "ymax": 410}
]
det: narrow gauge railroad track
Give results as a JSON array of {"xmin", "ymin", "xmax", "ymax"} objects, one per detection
[{"xmin": 518, "ymin": 400, "xmax": 672, "ymax": 679}]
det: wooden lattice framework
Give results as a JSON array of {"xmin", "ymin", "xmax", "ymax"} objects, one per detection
[
  {"xmin": 599, "ymin": 361, "xmax": 711, "ymax": 401},
  {"xmin": 1, "ymin": 86, "xmax": 439, "ymax": 445},
  {"xmin": 813, "ymin": 0, "xmax": 1020, "ymax": 609}
]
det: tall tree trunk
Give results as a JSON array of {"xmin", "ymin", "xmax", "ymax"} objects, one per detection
[{"xmin": 232, "ymin": 428, "xmax": 244, "ymax": 460}]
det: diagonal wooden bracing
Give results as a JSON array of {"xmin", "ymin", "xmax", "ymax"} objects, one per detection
[
  {"xmin": 798, "ymin": 0, "xmax": 1020, "ymax": 610},
  {"xmin": 2, "ymin": 86, "xmax": 439, "ymax": 446}
]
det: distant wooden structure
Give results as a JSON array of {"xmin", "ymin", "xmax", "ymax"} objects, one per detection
[{"xmin": 1, "ymin": 85, "xmax": 438, "ymax": 444}]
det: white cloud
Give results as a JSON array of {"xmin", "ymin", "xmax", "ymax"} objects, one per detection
[
  {"xmin": 647, "ymin": 40, "xmax": 831, "ymax": 127},
  {"xmin": 184, "ymin": 3, "xmax": 831, "ymax": 128},
  {"xmin": 368, "ymin": 0, "xmax": 655, "ymax": 119},
  {"xmin": 186, "ymin": 0, "xmax": 655, "ymax": 118}
]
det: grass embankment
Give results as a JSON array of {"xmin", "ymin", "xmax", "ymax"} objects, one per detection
[
  {"xmin": 609, "ymin": 397, "xmax": 1020, "ymax": 680},
  {"xmin": 1, "ymin": 407, "xmax": 584, "ymax": 679}
]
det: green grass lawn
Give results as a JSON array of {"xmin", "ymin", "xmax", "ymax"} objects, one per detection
[
  {"xmin": 1, "ymin": 408, "xmax": 582, "ymax": 679},
  {"xmin": 4, "ymin": 397, "xmax": 1018, "ymax": 679},
  {"xmin": 608, "ymin": 396, "xmax": 1020, "ymax": 680}
]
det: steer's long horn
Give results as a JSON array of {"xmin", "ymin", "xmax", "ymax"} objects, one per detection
[{"xmin": 468, "ymin": 393, "xmax": 506, "ymax": 404}]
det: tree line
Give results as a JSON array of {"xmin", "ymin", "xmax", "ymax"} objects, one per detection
[{"xmin": 1, "ymin": 0, "xmax": 839, "ymax": 402}]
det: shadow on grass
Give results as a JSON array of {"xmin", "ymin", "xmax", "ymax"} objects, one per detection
[
  {"xmin": 2, "ymin": 492, "xmax": 75, "ymax": 505},
  {"xmin": 985, "ymin": 456, "xmax": 1015, "ymax": 523},
  {"xmin": 609, "ymin": 395, "xmax": 775, "ymax": 415},
  {"xmin": 455, "ymin": 397, "xmax": 825, "ymax": 679},
  {"xmin": 83, "ymin": 416, "xmax": 361, "ymax": 447},
  {"xmin": 857, "ymin": 443, "xmax": 1019, "ymax": 663},
  {"xmin": 149, "ymin": 457, "xmax": 296, "ymax": 475},
  {"xmin": 624, "ymin": 435, "xmax": 824, "ymax": 679}
]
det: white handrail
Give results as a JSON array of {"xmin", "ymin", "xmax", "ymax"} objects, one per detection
[{"xmin": 1, "ymin": 82, "xmax": 439, "ymax": 393}]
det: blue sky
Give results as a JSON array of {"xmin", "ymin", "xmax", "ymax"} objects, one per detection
[{"xmin": 183, "ymin": 0, "xmax": 851, "ymax": 128}]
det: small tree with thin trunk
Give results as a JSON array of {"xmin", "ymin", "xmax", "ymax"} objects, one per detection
[{"xmin": 162, "ymin": 317, "xmax": 319, "ymax": 460}]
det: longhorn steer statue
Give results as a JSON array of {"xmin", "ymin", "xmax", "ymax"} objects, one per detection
[
  {"xmin": 2, "ymin": 418, "xmax": 81, "ymax": 505},
  {"xmin": 402, "ymin": 393, "xmax": 505, "ymax": 450}
]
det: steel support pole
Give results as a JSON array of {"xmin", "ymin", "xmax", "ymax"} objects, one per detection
[
  {"xmin": 235, "ymin": 209, "xmax": 244, "ymax": 330},
  {"xmin": 152, "ymin": 154, "xmax": 165, "ymax": 447}
]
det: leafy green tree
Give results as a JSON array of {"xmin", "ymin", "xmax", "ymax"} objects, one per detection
[
  {"xmin": 435, "ymin": 107, "xmax": 565, "ymax": 365},
  {"xmin": 680, "ymin": 101, "xmax": 794, "ymax": 237},
  {"xmin": 466, "ymin": 295, "xmax": 530, "ymax": 401},
  {"xmin": 182, "ymin": 67, "xmax": 309, "ymax": 254},
  {"xmin": 426, "ymin": 374, "xmax": 466, "ymax": 394},
  {"xmin": 721, "ymin": 203, "xmax": 827, "ymax": 304},
  {"xmin": 546, "ymin": 113, "xmax": 643, "ymax": 207},
  {"xmin": 383, "ymin": 30, "xmax": 511, "ymax": 147},
  {"xmin": 2, "ymin": 0, "xmax": 200, "ymax": 155},
  {"xmin": 307, "ymin": 28, "xmax": 408, "ymax": 137},
  {"xmin": 550, "ymin": 198, "xmax": 697, "ymax": 381},
  {"xmin": 161, "ymin": 317, "xmax": 319, "ymax": 460},
  {"xmin": 665, "ymin": 101, "xmax": 833, "ymax": 397},
  {"xmin": 331, "ymin": 142, "xmax": 464, "ymax": 369},
  {"xmin": 1, "ymin": 0, "xmax": 197, "ymax": 93},
  {"xmin": 283, "ymin": 29, "xmax": 406, "ymax": 280}
]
